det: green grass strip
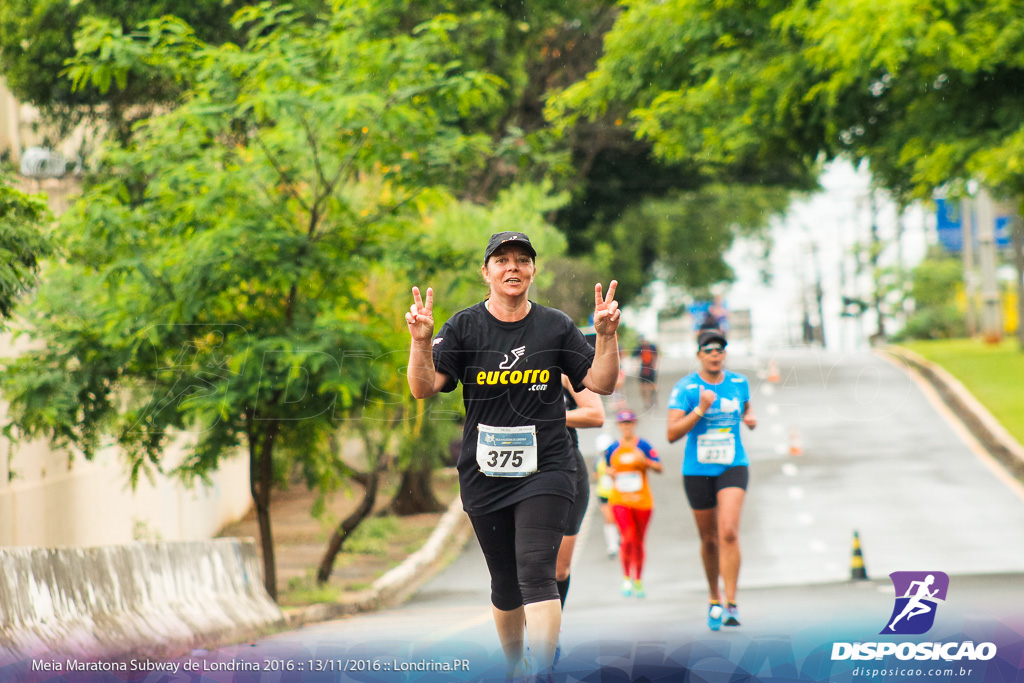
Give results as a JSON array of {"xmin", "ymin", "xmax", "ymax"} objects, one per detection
[{"xmin": 900, "ymin": 338, "xmax": 1024, "ymax": 446}]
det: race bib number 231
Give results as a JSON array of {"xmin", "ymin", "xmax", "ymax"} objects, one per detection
[{"xmin": 696, "ymin": 431, "xmax": 736, "ymax": 465}]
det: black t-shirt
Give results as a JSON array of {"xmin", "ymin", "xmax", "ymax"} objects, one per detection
[{"xmin": 432, "ymin": 301, "xmax": 595, "ymax": 515}]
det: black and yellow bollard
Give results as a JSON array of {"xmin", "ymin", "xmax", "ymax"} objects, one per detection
[{"xmin": 850, "ymin": 530, "xmax": 868, "ymax": 580}]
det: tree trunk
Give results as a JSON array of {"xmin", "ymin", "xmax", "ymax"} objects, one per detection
[
  {"xmin": 388, "ymin": 463, "xmax": 445, "ymax": 515},
  {"xmin": 316, "ymin": 470, "xmax": 380, "ymax": 584},
  {"xmin": 248, "ymin": 418, "xmax": 279, "ymax": 601}
]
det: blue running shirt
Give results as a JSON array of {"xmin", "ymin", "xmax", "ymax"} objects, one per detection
[{"xmin": 667, "ymin": 371, "xmax": 750, "ymax": 476}]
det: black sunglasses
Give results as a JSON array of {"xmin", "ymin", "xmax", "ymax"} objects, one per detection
[{"xmin": 699, "ymin": 344, "xmax": 725, "ymax": 354}]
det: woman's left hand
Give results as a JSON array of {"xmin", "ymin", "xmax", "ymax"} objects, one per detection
[{"xmin": 593, "ymin": 280, "xmax": 621, "ymax": 336}]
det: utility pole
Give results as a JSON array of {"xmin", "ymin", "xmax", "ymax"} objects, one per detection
[
  {"xmin": 811, "ymin": 238, "xmax": 826, "ymax": 348},
  {"xmin": 976, "ymin": 187, "xmax": 1003, "ymax": 343},
  {"xmin": 799, "ymin": 245, "xmax": 812, "ymax": 346},
  {"xmin": 869, "ymin": 191, "xmax": 885, "ymax": 341},
  {"xmin": 894, "ymin": 208, "xmax": 907, "ymax": 330},
  {"xmin": 960, "ymin": 197, "xmax": 978, "ymax": 337}
]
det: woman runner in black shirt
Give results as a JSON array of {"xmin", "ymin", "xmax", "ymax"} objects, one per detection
[{"xmin": 406, "ymin": 231, "xmax": 620, "ymax": 679}]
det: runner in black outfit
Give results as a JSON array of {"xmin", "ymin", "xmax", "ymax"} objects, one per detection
[
  {"xmin": 557, "ymin": 375, "xmax": 605, "ymax": 605},
  {"xmin": 406, "ymin": 231, "xmax": 620, "ymax": 680}
]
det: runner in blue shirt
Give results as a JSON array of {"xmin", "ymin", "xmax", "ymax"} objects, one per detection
[{"xmin": 666, "ymin": 330, "xmax": 756, "ymax": 631}]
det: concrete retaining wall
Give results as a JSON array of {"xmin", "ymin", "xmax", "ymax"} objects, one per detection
[{"xmin": 0, "ymin": 539, "xmax": 284, "ymax": 664}]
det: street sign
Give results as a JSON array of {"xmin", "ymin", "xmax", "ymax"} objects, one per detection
[{"xmin": 935, "ymin": 198, "xmax": 1011, "ymax": 253}]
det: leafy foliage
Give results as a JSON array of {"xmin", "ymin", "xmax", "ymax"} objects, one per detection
[
  {"xmin": 0, "ymin": 0, "xmax": 328, "ymax": 142},
  {"xmin": 0, "ymin": 177, "xmax": 53, "ymax": 322},
  {"xmin": 0, "ymin": 4, "xmax": 504, "ymax": 597},
  {"xmin": 893, "ymin": 255, "xmax": 966, "ymax": 341}
]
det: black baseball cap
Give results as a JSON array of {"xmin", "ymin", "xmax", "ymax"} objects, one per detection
[
  {"xmin": 484, "ymin": 231, "xmax": 537, "ymax": 262},
  {"xmin": 697, "ymin": 330, "xmax": 728, "ymax": 348}
]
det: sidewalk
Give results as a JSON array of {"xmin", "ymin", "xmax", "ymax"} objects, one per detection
[{"xmin": 216, "ymin": 468, "xmax": 471, "ymax": 627}]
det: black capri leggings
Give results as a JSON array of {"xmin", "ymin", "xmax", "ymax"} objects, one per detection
[
  {"xmin": 470, "ymin": 495, "xmax": 571, "ymax": 611},
  {"xmin": 563, "ymin": 446, "xmax": 591, "ymax": 536}
]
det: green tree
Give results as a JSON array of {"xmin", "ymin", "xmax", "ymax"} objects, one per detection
[
  {"xmin": 549, "ymin": 0, "xmax": 822, "ymax": 183},
  {"xmin": 545, "ymin": 1, "xmax": 819, "ymax": 298},
  {"xmin": 550, "ymin": 0, "xmax": 1024, "ymax": 322},
  {"xmin": 598, "ymin": 185, "xmax": 790, "ymax": 302},
  {"xmin": 0, "ymin": 4, "xmax": 502, "ymax": 599},
  {"xmin": 895, "ymin": 252, "xmax": 966, "ymax": 341},
  {"xmin": 0, "ymin": 176, "xmax": 53, "ymax": 323},
  {"xmin": 0, "ymin": 0, "xmax": 328, "ymax": 144},
  {"xmin": 377, "ymin": 1, "xmax": 783, "ymax": 303},
  {"xmin": 772, "ymin": 0, "xmax": 1024, "ymax": 200}
]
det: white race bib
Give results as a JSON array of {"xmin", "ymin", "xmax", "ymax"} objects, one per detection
[
  {"xmin": 476, "ymin": 424, "xmax": 538, "ymax": 477},
  {"xmin": 614, "ymin": 471, "xmax": 643, "ymax": 493},
  {"xmin": 598, "ymin": 474, "xmax": 614, "ymax": 491},
  {"xmin": 697, "ymin": 432, "xmax": 736, "ymax": 465}
]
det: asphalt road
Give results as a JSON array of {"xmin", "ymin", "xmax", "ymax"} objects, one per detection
[{"xmin": 215, "ymin": 347, "xmax": 1024, "ymax": 682}]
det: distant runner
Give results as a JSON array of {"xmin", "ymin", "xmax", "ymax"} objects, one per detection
[
  {"xmin": 557, "ymin": 374, "xmax": 605, "ymax": 609},
  {"xmin": 604, "ymin": 408, "xmax": 662, "ymax": 598},
  {"xmin": 666, "ymin": 329, "xmax": 756, "ymax": 630},
  {"xmin": 633, "ymin": 336, "xmax": 659, "ymax": 410}
]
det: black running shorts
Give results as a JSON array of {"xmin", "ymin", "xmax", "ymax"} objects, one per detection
[{"xmin": 683, "ymin": 466, "xmax": 749, "ymax": 510}]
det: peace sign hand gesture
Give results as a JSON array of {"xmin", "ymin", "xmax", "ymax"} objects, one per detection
[
  {"xmin": 593, "ymin": 280, "xmax": 621, "ymax": 337},
  {"xmin": 406, "ymin": 286, "xmax": 435, "ymax": 343}
]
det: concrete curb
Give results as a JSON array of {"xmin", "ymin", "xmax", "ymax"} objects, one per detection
[
  {"xmin": 0, "ymin": 539, "xmax": 284, "ymax": 664},
  {"xmin": 282, "ymin": 495, "xmax": 472, "ymax": 629},
  {"xmin": 880, "ymin": 346, "xmax": 1024, "ymax": 483}
]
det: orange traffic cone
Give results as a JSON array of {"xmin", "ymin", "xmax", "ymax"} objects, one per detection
[
  {"xmin": 767, "ymin": 359, "xmax": 781, "ymax": 384},
  {"xmin": 788, "ymin": 425, "xmax": 803, "ymax": 456},
  {"xmin": 850, "ymin": 530, "xmax": 869, "ymax": 580}
]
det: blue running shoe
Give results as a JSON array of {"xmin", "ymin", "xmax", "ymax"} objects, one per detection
[
  {"xmin": 724, "ymin": 604, "xmax": 741, "ymax": 626},
  {"xmin": 620, "ymin": 577, "xmax": 632, "ymax": 597},
  {"xmin": 633, "ymin": 579, "xmax": 646, "ymax": 598},
  {"xmin": 707, "ymin": 603, "xmax": 723, "ymax": 631}
]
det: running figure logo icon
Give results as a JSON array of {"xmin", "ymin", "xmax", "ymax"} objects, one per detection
[
  {"xmin": 499, "ymin": 345, "xmax": 526, "ymax": 370},
  {"xmin": 881, "ymin": 571, "xmax": 949, "ymax": 635}
]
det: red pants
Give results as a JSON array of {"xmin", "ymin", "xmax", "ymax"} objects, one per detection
[{"xmin": 612, "ymin": 505, "xmax": 652, "ymax": 580}]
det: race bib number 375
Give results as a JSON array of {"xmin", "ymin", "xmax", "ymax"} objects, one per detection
[{"xmin": 477, "ymin": 424, "xmax": 539, "ymax": 477}]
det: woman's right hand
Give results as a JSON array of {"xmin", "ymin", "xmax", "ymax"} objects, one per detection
[
  {"xmin": 698, "ymin": 388, "xmax": 717, "ymax": 412},
  {"xmin": 406, "ymin": 286, "xmax": 435, "ymax": 342}
]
